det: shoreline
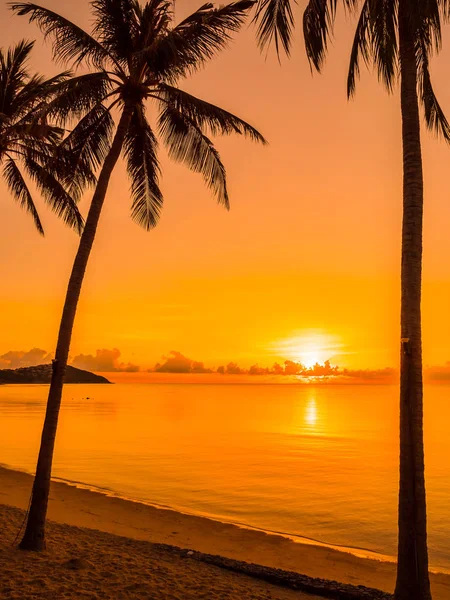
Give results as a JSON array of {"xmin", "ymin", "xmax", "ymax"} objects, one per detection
[
  {"xmin": 3, "ymin": 463, "xmax": 399, "ymax": 568},
  {"xmin": 1, "ymin": 465, "xmax": 450, "ymax": 598},
  {"xmin": 51, "ymin": 474, "xmax": 398, "ymax": 568}
]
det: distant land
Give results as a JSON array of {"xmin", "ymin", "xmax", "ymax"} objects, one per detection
[{"xmin": 0, "ymin": 364, "xmax": 112, "ymax": 385}]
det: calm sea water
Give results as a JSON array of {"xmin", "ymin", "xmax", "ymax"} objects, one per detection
[{"xmin": 1, "ymin": 382, "xmax": 449, "ymax": 571}]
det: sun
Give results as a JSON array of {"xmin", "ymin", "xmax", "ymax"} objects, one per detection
[
  {"xmin": 298, "ymin": 349, "xmax": 323, "ymax": 369},
  {"xmin": 272, "ymin": 331, "xmax": 342, "ymax": 367}
]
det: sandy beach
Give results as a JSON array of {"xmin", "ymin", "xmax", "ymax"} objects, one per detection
[
  {"xmin": 1, "ymin": 466, "xmax": 449, "ymax": 599},
  {"xmin": 1, "ymin": 503, "xmax": 327, "ymax": 600}
]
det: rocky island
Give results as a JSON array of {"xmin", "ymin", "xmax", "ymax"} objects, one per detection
[{"xmin": 0, "ymin": 364, "xmax": 112, "ymax": 384}]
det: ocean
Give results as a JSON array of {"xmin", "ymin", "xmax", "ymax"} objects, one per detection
[{"xmin": 1, "ymin": 382, "xmax": 449, "ymax": 572}]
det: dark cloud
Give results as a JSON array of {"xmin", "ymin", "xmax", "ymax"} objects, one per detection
[
  {"xmin": 340, "ymin": 367, "xmax": 397, "ymax": 381},
  {"xmin": 153, "ymin": 351, "xmax": 212, "ymax": 374},
  {"xmin": 271, "ymin": 363, "xmax": 285, "ymax": 375},
  {"xmin": 0, "ymin": 348, "xmax": 52, "ymax": 369},
  {"xmin": 225, "ymin": 362, "xmax": 243, "ymax": 375},
  {"xmin": 249, "ymin": 364, "xmax": 269, "ymax": 375},
  {"xmin": 157, "ymin": 356, "xmax": 398, "ymax": 380},
  {"xmin": 284, "ymin": 360, "xmax": 302, "ymax": 375},
  {"xmin": 71, "ymin": 348, "xmax": 140, "ymax": 373}
]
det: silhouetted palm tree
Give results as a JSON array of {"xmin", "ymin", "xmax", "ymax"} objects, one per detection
[
  {"xmin": 13, "ymin": 0, "xmax": 265, "ymax": 551},
  {"xmin": 254, "ymin": 1, "xmax": 450, "ymax": 598},
  {"xmin": 0, "ymin": 39, "xmax": 83, "ymax": 234}
]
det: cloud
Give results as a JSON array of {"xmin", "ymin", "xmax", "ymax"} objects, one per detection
[
  {"xmin": 0, "ymin": 348, "xmax": 52, "ymax": 370},
  {"xmin": 71, "ymin": 348, "xmax": 140, "ymax": 373},
  {"xmin": 218, "ymin": 359, "xmax": 397, "ymax": 380},
  {"xmin": 424, "ymin": 362, "xmax": 450, "ymax": 382},
  {"xmin": 225, "ymin": 362, "xmax": 244, "ymax": 375},
  {"xmin": 3, "ymin": 346, "xmax": 450, "ymax": 384},
  {"xmin": 216, "ymin": 363, "xmax": 244, "ymax": 375},
  {"xmin": 249, "ymin": 364, "xmax": 270, "ymax": 375},
  {"xmin": 153, "ymin": 351, "xmax": 212, "ymax": 373},
  {"xmin": 340, "ymin": 367, "xmax": 397, "ymax": 381}
]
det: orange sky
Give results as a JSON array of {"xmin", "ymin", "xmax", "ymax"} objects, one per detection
[{"xmin": 1, "ymin": 1, "xmax": 450, "ymax": 371}]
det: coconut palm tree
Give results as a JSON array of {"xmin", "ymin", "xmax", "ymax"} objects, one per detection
[
  {"xmin": 12, "ymin": 0, "xmax": 265, "ymax": 551},
  {"xmin": 254, "ymin": 0, "xmax": 450, "ymax": 598},
  {"xmin": 0, "ymin": 39, "xmax": 83, "ymax": 234}
]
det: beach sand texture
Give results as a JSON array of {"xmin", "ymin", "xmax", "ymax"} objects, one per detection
[
  {"xmin": 1, "ymin": 466, "xmax": 449, "ymax": 599},
  {"xmin": 1, "ymin": 504, "xmax": 325, "ymax": 600}
]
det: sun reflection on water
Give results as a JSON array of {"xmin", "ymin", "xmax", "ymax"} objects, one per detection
[{"xmin": 305, "ymin": 397, "xmax": 318, "ymax": 428}]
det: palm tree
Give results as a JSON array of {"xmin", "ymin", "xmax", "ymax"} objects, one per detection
[
  {"xmin": 0, "ymin": 39, "xmax": 83, "ymax": 234},
  {"xmin": 254, "ymin": 0, "xmax": 450, "ymax": 598},
  {"xmin": 12, "ymin": 0, "xmax": 265, "ymax": 551}
]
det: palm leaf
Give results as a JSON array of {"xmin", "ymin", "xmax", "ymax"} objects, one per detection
[
  {"xmin": 149, "ymin": 0, "xmax": 255, "ymax": 82},
  {"xmin": 254, "ymin": 0, "xmax": 295, "ymax": 56},
  {"xmin": 303, "ymin": 0, "xmax": 338, "ymax": 70},
  {"xmin": 412, "ymin": 2, "xmax": 450, "ymax": 141},
  {"xmin": 159, "ymin": 104, "xmax": 229, "ymax": 208},
  {"xmin": 419, "ymin": 51, "xmax": 450, "ymax": 141},
  {"xmin": 370, "ymin": 0, "xmax": 398, "ymax": 92},
  {"xmin": 124, "ymin": 102, "xmax": 163, "ymax": 230},
  {"xmin": 0, "ymin": 40, "xmax": 35, "ymax": 117},
  {"xmin": 9, "ymin": 122, "xmax": 64, "ymax": 147},
  {"xmin": 11, "ymin": 71, "xmax": 71, "ymax": 121},
  {"xmin": 347, "ymin": 1, "xmax": 371, "ymax": 97},
  {"xmin": 23, "ymin": 155, "xmax": 84, "ymax": 233},
  {"xmin": 38, "ymin": 72, "xmax": 113, "ymax": 123},
  {"xmin": 3, "ymin": 157, "xmax": 44, "ymax": 234},
  {"xmin": 10, "ymin": 3, "xmax": 112, "ymax": 68},
  {"xmin": 137, "ymin": 0, "xmax": 172, "ymax": 49},
  {"xmin": 92, "ymin": 0, "xmax": 139, "ymax": 64},
  {"xmin": 62, "ymin": 104, "xmax": 114, "ymax": 171},
  {"xmin": 156, "ymin": 84, "xmax": 267, "ymax": 143},
  {"xmin": 57, "ymin": 104, "xmax": 115, "ymax": 198}
]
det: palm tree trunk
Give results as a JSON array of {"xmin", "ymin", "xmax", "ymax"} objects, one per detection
[
  {"xmin": 19, "ymin": 103, "xmax": 134, "ymax": 551},
  {"xmin": 395, "ymin": 2, "xmax": 432, "ymax": 598}
]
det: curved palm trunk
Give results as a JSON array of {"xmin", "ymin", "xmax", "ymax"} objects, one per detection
[
  {"xmin": 19, "ymin": 103, "xmax": 134, "ymax": 551},
  {"xmin": 395, "ymin": 3, "xmax": 431, "ymax": 598}
]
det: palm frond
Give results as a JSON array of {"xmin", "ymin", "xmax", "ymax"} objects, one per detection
[
  {"xmin": 159, "ymin": 104, "xmax": 229, "ymax": 208},
  {"xmin": 1, "ymin": 39, "xmax": 34, "ymax": 78},
  {"xmin": 11, "ymin": 71, "xmax": 71, "ymax": 121},
  {"xmin": 347, "ymin": 0, "xmax": 371, "ymax": 97},
  {"xmin": 347, "ymin": 0, "xmax": 398, "ymax": 97},
  {"xmin": 10, "ymin": 122, "xmax": 64, "ymax": 147},
  {"xmin": 3, "ymin": 157, "xmax": 44, "ymax": 234},
  {"xmin": 418, "ymin": 49, "xmax": 450, "ymax": 141},
  {"xmin": 0, "ymin": 40, "xmax": 35, "ymax": 116},
  {"xmin": 124, "ymin": 102, "xmax": 163, "ymax": 230},
  {"xmin": 303, "ymin": 0, "xmax": 338, "ymax": 71},
  {"xmin": 156, "ymin": 84, "xmax": 267, "ymax": 143},
  {"xmin": 408, "ymin": 2, "xmax": 450, "ymax": 141},
  {"xmin": 92, "ymin": 0, "xmax": 139, "ymax": 64},
  {"xmin": 23, "ymin": 155, "xmax": 84, "ymax": 233},
  {"xmin": 149, "ymin": 0, "xmax": 255, "ymax": 82},
  {"xmin": 415, "ymin": 0, "xmax": 442, "ymax": 52},
  {"xmin": 10, "ymin": 3, "xmax": 112, "ymax": 68},
  {"xmin": 37, "ymin": 72, "xmax": 113, "ymax": 124},
  {"xmin": 441, "ymin": 0, "xmax": 450, "ymax": 21},
  {"xmin": 370, "ymin": 0, "xmax": 398, "ymax": 92},
  {"xmin": 59, "ymin": 104, "xmax": 114, "ymax": 198},
  {"xmin": 253, "ymin": 0, "xmax": 295, "ymax": 56},
  {"xmin": 1, "ymin": 39, "xmax": 34, "ymax": 81},
  {"xmin": 138, "ymin": 0, "xmax": 172, "ymax": 49}
]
